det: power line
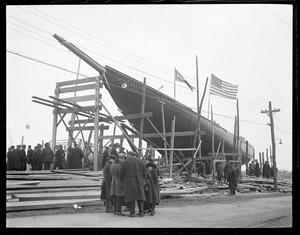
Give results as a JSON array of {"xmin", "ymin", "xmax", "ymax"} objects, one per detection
[{"xmin": 7, "ymin": 49, "xmax": 89, "ymax": 77}]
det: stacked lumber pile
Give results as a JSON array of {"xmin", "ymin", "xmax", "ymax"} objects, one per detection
[
  {"xmin": 239, "ymin": 175, "xmax": 292, "ymax": 193},
  {"xmin": 6, "ymin": 169, "xmax": 102, "ymax": 212}
]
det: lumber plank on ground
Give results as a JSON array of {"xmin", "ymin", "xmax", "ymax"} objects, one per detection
[
  {"xmin": 12, "ymin": 190, "xmax": 100, "ymax": 201},
  {"xmin": 7, "ymin": 183, "xmax": 101, "ymax": 191},
  {"xmin": 6, "ymin": 198, "xmax": 101, "ymax": 212},
  {"xmin": 6, "ymin": 180, "xmax": 40, "ymax": 186},
  {"xmin": 6, "ymin": 175, "xmax": 69, "ymax": 180},
  {"xmin": 160, "ymin": 186, "xmax": 208, "ymax": 196},
  {"xmin": 6, "ymin": 170, "xmax": 56, "ymax": 175},
  {"xmin": 52, "ymin": 169, "xmax": 101, "ymax": 177},
  {"xmin": 6, "ymin": 187, "xmax": 101, "ymax": 196}
]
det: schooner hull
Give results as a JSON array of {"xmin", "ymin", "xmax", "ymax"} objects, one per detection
[{"xmin": 104, "ymin": 65, "xmax": 254, "ymax": 164}]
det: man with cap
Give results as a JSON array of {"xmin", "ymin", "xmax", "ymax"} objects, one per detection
[
  {"xmin": 27, "ymin": 145, "xmax": 34, "ymax": 170},
  {"xmin": 53, "ymin": 145, "xmax": 65, "ymax": 170},
  {"xmin": 42, "ymin": 143, "xmax": 54, "ymax": 170},
  {"xmin": 255, "ymin": 159, "xmax": 260, "ymax": 177},
  {"xmin": 11, "ymin": 145, "xmax": 22, "ymax": 171},
  {"xmin": 110, "ymin": 152, "xmax": 127, "ymax": 216},
  {"xmin": 101, "ymin": 154, "xmax": 116, "ymax": 213},
  {"xmin": 102, "ymin": 146, "xmax": 110, "ymax": 170},
  {"xmin": 32, "ymin": 144, "xmax": 43, "ymax": 170},
  {"xmin": 223, "ymin": 159, "xmax": 232, "ymax": 184},
  {"xmin": 6, "ymin": 146, "xmax": 15, "ymax": 171},
  {"xmin": 120, "ymin": 151, "xmax": 147, "ymax": 217},
  {"xmin": 21, "ymin": 145, "xmax": 27, "ymax": 171}
]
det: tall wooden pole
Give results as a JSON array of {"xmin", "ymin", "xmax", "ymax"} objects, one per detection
[
  {"xmin": 211, "ymin": 105, "xmax": 214, "ymax": 177},
  {"xmin": 261, "ymin": 101, "xmax": 280, "ymax": 191},
  {"xmin": 169, "ymin": 116, "xmax": 176, "ymax": 178},
  {"xmin": 139, "ymin": 77, "xmax": 147, "ymax": 159},
  {"xmin": 93, "ymin": 76, "xmax": 100, "ymax": 171},
  {"xmin": 160, "ymin": 101, "xmax": 168, "ymax": 165},
  {"xmin": 51, "ymin": 84, "xmax": 59, "ymax": 152},
  {"xmin": 99, "ymin": 124, "xmax": 104, "ymax": 170},
  {"xmin": 266, "ymin": 148, "xmax": 269, "ymax": 162}
]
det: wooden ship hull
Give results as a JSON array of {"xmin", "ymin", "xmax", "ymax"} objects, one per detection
[{"xmin": 104, "ymin": 65, "xmax": 254, "ymax": 164}]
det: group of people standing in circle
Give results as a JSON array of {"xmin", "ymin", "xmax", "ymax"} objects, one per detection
[{"xmin": 101, "ymin": 150, "xmax": 160, "ymax": 217}]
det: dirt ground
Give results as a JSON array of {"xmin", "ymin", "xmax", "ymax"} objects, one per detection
[{"xmin": 6, "ymin": 191, "xmax": 293, "ymax": 228}]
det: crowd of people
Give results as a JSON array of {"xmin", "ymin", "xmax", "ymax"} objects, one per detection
[
  {"xmin": 6, "ymin": 141, "xmax": 85, "ymax": 171},
  {"xmin": 101, "ymin": 149, "xmax": 161, "ymax": 217}
]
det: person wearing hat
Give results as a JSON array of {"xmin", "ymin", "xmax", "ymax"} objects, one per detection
[
  {"xmin": 53, "ymin": 145, "xmax": 65, "ymax": 170},
  {"xmin": 254, "ymin": 159, "xmax": 260, "ymax": 177},
  {"xmin": 101, "ymin": 154, "xmax": 117, "ymax": 213},
  {"xmin": 197, "ymin": 160, "xmax": 207, "ymax": 180},
  {"xmin": 144, "ymin": 157, "xmax": 160, "ymax": 216},
  {"xmin": 6, "ymin": 146, "xmax": 15, "ymax": 171},
  {"xmin": 223, "ymin": 159, "xmax": 232, "ymax": 184},
  {"xmin": 27, "ymin": 145, "xmax": 34, "ymax": 170},
  {"xmin": 120, "ymin": 151, "xmax": 146, "ymax": 217},
  {"xmin": 32, "ymin": 144, "xmax": 43, "ymax": 170},
  {"xmin": 228, "ymin": 167, "xmax": 238, "ymax": 195},
  {"xmin": 262, "ymin": 161, "xmax": 271, "ymax": 179},
  {"xmin": 69, "ymin": 142, "xmax": 84, "ymax": 169},
  {"xmin": 102, "ymin": 146, "xmax": 110, "ymax": 170},
  {"xmin": 109, "ymin": 152, "xmax": 127, "ymax": 216},
  {"xmin": 11, "ymin": 145, "xmax": 22, "ymax": 171},
  {"xmin": 42, "ymin": 143, "xmax": 54, "ymax": 170},
  {"xmin": 20, "ymin": 145, "xmax": 27, "ymax": 171}
]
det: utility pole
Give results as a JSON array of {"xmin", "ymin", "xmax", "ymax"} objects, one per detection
[{"xmin": 261, "ymin": 101, "xmax": 280, "ymax": 191}]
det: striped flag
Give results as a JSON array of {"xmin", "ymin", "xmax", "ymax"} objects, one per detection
[
  {"xmin": 210, "ymin": 74, "xmax": 238, "ymax": 99},
  {"xmin": 174, "ymin": 68, "xmax": 195, "ymax": 92}
]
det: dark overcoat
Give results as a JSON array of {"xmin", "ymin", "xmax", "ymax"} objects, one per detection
[
  {"xmin": 100, "ymin": 160, "xmax": 113, "ymax": 200},
  {"xmin": 145, "ymin": 162, "xmax": 160, "ymax": 205},
  {"xmin": 224, "ymin": 162, "xmax": 232, "ymax": 179},
  {"xmin": 263, "ymin": 163, "xmax": 271, "ymax": 178},
  {"xmin": 69, "ymin": 147, "xmax": 83, "ymax": 169},
  {"xmin": 11, "ymin": 148, "xmax": 22, "ymax": 170},
  {"xmin": 6, "ymin": 150, "xmax": 13, "ymax": 170},
  {"xmin": 255, "ymin": 162, "xmax": 260, "ymax": 177},
  {"xmin": 228, "ymin": 169, "xmax": 238, "ymax": 189},
  {"xmin": 120, "ymin": 157, "xmax": 146, "ymax": 203},
  {"xmin": 27, "ymin": 149, "xmax": 34, "ymax": 165},
  {"xmin": 21, "ymin": 149, "xmax": 27, "ymax": 170},
  {"xmin": 109, "ymin": 161, "xmax": 125, "ymax": 197},
  {"xmin": 43, "ymin": 147, "xmax": 54, "ymax": 163}
]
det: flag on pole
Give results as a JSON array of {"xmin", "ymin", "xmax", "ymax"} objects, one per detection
[
  {"xmin": 210, "ymin": 73, "xmax": 238, "ymax": 99},
  {"xmin": 174, "ymin": 68, "xmax": 195, "ymax": 92}
]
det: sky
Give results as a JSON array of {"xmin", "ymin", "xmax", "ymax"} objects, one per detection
[{"xmin": 6, "ymin": 4, "xmax": 293, "ymax": 171}]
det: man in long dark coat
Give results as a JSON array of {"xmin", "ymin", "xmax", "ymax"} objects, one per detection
[
  {"xmin": 11, "ymin": 145, "xmax": 22, "ymax": 171},
  {"xmin": 255, "ymin": 159, "xmax": 260, "ymax": 177},
  {"xmin": 27, "ymin": 145, "xmax": 34, "ymax": 170},
  {"xmin": 110, "ymin": 153, "xmax": 126, "ymax": 216},
  {"xmin": 101, "ymin": 154, "xmax": 116, "ymax": 213},
  {"xmin": 145, "ymin": 158, "xmax": 160, "ymax": 216},
  {"xmin": 262, "ymin": 161, "xmax": 271, "ymax": 178},
  {"xmin": 197, "ymin": 160, "xmax": 206, "ymax": 179},
  {"xmin": 69, "ymin": 143, "xmax": 83, "ymax": 169},
  {"xmin": 21, "ymin": 145, "xmax": 27, "ymax": 171},
  {"xmin": 102, "ymin": 146, "xmax": 110, "ymax": 169},
  {"xmin": 53, "ymin": 145, "xmax": 65, "ymax": 170},
  {"xmin": 120, "ymin": 151, "xmax": 146, "ymax": 217},
  {"xmin": 228, "ymin": 167, "xmax": 238, "ymax": 195},
  {"xmin": 223, "ymin": 160, "xmax": 232, "ymax": 184},
  {"xmin": 6, "ymin": 146, "xmax": 15, "ymax": 171},
  {"xmin": 42, "ymin": 143, "xmax": 54, "ymax": 170},
  {"xmin": 32, "ymin": 144, "xmax": 43, "ymax": 170}
]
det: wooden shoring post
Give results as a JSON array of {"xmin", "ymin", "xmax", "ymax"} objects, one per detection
[
  {"xmin": 51, "ymin": 83, "xmax": 60, "ymax": 151},
  {"xmin": 98, "ymin": 100, "xmax": 138, "ymax": 152},
  {"xmin": 266, "ymin": 148, "xmax": 269, "ymax": 162},
  {"xmin": 211, "ymin": 105, "xmax": 215, "ymax": 178},
  {"xmin": 68, "ymin": 113, "xmax": 76, "ymax": 147},
  {"xmin": 99, "ymin": 124, "xmax": 104, "ymax": 170},
  {"xmin": 145, "ymin": 117, "xmax": 188, "ymax": 171},
  {"xmin": 246, "ymin": 140, "xmax": 249, "ymax": 174},
  {"xmin": 169, "ymin": 116, "xmax": 176, "ymax": 178},
  {"xmin": 111, "ymin": 123, "xmax": 116, "ymax": 146},
  {"xmin": 222, "ymin": 139, "xmax": 225, "ymax": 155},
  {"xmin": 93, "ymin": 76, "xmax": 101, "ymax": 171},
  {"xmin": 188, "ymin": 140, "xmax": 202, "ymax": 182},
  {"xmin": 262, "ymin": 152, "xmax": 265, "ymax": 169},
  {"xmin": 139, "ymin": 77, "xmax": 147, "ymax": 159},
  {"xmin": 159, "ymin": 100, "xmax": 168, "ymax": 165}
]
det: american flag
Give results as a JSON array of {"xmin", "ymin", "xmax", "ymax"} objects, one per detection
[{"xmin": 210, "ymin": 74, "xmax": 238, "ymax": 99}]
